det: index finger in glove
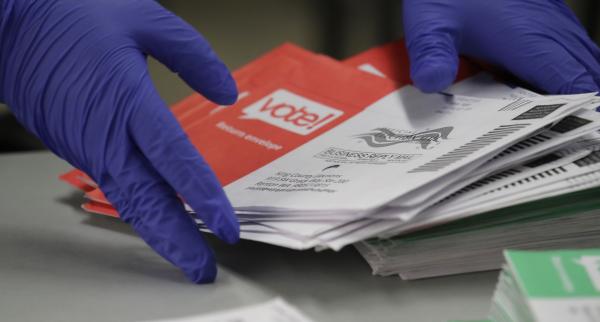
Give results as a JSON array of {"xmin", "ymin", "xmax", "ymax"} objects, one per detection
[
  {"xmin": 128, "ymin": 72, "xmax": 240, "ymax": 245},
  {"xmin": 99, "ymin": 140, "xmax": 218, "ymax": 284},
  {"xmin": 128, "ymin": 0, "xmax": 237, "ymax": 105},
  {"xmin": 403, "ymin": 0, "xmax": 461, "ymax": 93}
]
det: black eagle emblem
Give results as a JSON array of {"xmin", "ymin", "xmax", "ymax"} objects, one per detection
[{"xmin": 354, "ymin": 127, "xmax": 453, "ymax": 149}]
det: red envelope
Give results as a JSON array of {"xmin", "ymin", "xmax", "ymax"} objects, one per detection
[
  {"xmin": 62, "ymin": 43, "xmax": 397, "ymax": 216},
  {"xmin": 343, "ymin": 40, "xmax": 481, "ymax": 85}
]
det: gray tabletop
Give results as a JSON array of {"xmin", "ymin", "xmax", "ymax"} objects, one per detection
[{"xmin": 0, "ymin": 151, "xmax": 498, "ymax": 322}]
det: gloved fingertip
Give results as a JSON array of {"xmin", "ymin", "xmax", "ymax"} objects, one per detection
[
  {"xmin": 411, "ymin": 62, "xmax": 457, "ymax": 93},
  {"xmin": 186, "ymin": 259, "xmax": 218, "ymax": 284},
  {"xmin": 174, "ymin": 240, "xmax": 218, "ymax": 283},
  {"xmin": 221, "ymin": 225, "xmax": 241, "ymax": 245},
  {"xmin": 192, "ymin": 194, "xmax": 240, "ymax": 244},
  {"xmin": 210, "ymin": 73, "xmax": 238, "ymax": 106},
  {"xmin": 215, "ymin": 209, "xmax": 241, "ymax": 245},
  {"xmin": 549, "ymin": 73, "xmax": 600, "ymax": 94},
  {"xmin": 133, "ymin": 217, "xmax": 220, "ymax": 284},
  {"xmin": 566, "ymin": 82, "xmax": 600, "ymax": 94},
  {"xmin": 190, "ymin": 68, "xmax": 238, "ymax": 106}
]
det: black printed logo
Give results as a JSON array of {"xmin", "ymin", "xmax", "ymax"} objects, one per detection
[{"xmin": 354, "ymin": 127, "xmax": 453, "ymax": 149}]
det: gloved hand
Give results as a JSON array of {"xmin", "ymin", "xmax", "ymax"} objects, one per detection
[
  {"xmin": 403, "ymin": 0, "xmax": 600, "ymax": 94},
  {"xmin": 0, "ymin": 0, "xmax": 240, "ymax": 283}
]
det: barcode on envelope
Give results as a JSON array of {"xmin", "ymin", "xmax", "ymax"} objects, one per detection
[
  {"xmin": 491, "ymin": 133, "xmax": 552, "ymax": 160},
  {"xmin": 487, "ymin": 115, "xmax": 592, "ymax": 162},
  {"xmin": 439, "ymin": 153, "xmax": 564, "ymax": 203},
  {"xmin": 447, "ymin": 168, "xmax": 523, "ymax": 197},
  {"xmin": 449, "ymin": 152, "xmax": 600, "ymax": 204},
  {"xmin": 409, "ymin": 123, "xmax": 530, "ymax": 173},
  {"xmin": 438, "ymin": 165, "xmax": 571, "ymax": 207},
  {"xmin": 550, "ymin": 115, "xmax": 592, "ymax": 133},
  {"xmin": 574, "ymin": 151, "xmax": 600, "ymax": 167},
  {"xmin": 474, "ymin": 151, "xmax": 600, "ymax": 199},
  {"xmin": 479, "ymin": 166, "xmax": 569, "ymax": 197},
  {"xmin": 499, "ymin": 98, "xmax": 533, "ymax": 111},
  {"xmin": 512, "ymin": 104, "xmax": 565, "ymax": 120}
]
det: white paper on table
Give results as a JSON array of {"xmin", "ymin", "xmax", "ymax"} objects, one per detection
[
  {"xmin": 225, "ymin": 86, "xmax": 592, "ymax": 213},
  {"xmin": 141, "ymin": 298, "xmax": 315, "ymax": 322}
]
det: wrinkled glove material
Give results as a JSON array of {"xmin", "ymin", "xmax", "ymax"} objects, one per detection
[
  {"xmin": 404, "ymin": 0, "xmax": 600, "ymax": 94},
  {"xmin": 0, "ymin": 0, "xmax": 240, "ymax": 283}
]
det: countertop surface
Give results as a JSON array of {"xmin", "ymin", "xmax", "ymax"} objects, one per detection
[{"xmin": 0, "ymin": 151, "xmax": 498, "ymax": 322}]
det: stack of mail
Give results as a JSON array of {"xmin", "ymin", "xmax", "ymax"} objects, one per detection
[
  {"xmin": 355, "ymin": 187, "xmax": 600, "ymax": 279},
  {"xmin": 59, "ymin": 41, "xmax": 600, "ymax": 274},
  {"xmin": 344, "ymin": 42, "xmax": 600, "ymax": 279}
]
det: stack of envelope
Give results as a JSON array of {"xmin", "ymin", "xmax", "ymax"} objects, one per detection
[{"xmin": 60, "ymin": 41, "xmax": 600, "ymax": 277}]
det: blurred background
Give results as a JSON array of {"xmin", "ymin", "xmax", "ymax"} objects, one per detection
[{"xmin": 1, "ymin": 0, "xmax": 599, "ymax": 152}]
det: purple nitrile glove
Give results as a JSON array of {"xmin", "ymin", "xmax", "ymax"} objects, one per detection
[
  {"xmin": 404, "ymin": 0, "xmax": 600, "ymax": 94},
  {"xmin": 0, "ymin": 0, "xmax": 240, "ymax": 283}
]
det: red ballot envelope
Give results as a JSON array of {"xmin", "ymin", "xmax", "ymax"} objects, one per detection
[
  {"xmin": 63, "ymin": 42, "xmax": 398, "ymax": 215},
  {"xmin": 343, "ymin": 40, "xmax": 482, "ymax": 85},
  {"xmin": 58, "ymin": 169, "xmax": 96, "ymax": 192},
  {"xmin": 82, "ymin": 201, "xmax": 119, "ymax": 218},
  {"xmin": 172, "ymin": 42, "xmax": 345, "ymax": 129}
]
